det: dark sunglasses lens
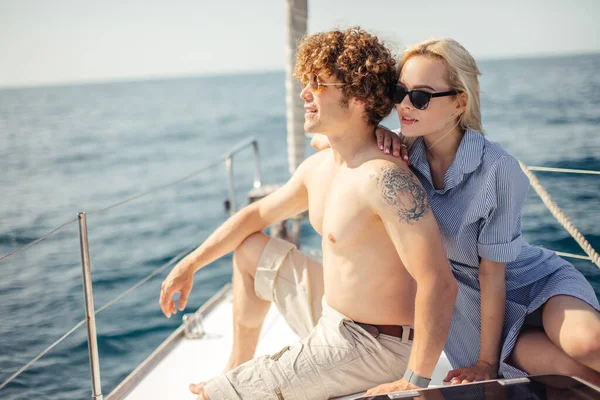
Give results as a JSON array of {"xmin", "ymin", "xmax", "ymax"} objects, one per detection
[
  {"xmin": 410, "ymin": 90, "xmax": 432, "ymax": 110},
  {"xmin": 393, "ymin": 86, "xmax": 408, "ymax": 104}
]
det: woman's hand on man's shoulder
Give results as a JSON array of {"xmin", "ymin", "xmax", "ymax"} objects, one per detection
[{"xmin": 375, "ymin": 126, "xmax": 410, "ymax": 164}]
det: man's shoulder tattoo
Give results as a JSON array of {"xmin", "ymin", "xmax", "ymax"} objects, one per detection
[{"xmin": 370, "ymin": 165, "xmax": 430, "ymax": 223}]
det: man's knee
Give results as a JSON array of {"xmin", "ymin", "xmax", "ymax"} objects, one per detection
[{"xmin": 233, "ymin": 232, "xmax": 270, "ymax": 276}]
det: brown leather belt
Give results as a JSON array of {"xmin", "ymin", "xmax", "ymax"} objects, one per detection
[{"xmin": 355, "ymin": 322, "xmax": 414, "ymax": 341}]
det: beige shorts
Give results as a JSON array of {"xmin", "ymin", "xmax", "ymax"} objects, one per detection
[{"xmin": 204, "ymin": 238, "xmax": 412, "ymax": 400}]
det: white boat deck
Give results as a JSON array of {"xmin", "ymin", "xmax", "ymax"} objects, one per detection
[{"xmin": 110, "ymin": 285, "xmax": 452, "ymax": 400}]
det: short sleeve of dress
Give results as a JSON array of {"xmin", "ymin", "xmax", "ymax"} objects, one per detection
[{"xmin": 477, "ymin": 156, "xmax": 530, "ymax": 262}]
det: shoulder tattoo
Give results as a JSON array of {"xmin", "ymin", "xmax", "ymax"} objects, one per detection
[{"xmin": 370, "ymin": 166, "xmax": 430, "ymax": 223}]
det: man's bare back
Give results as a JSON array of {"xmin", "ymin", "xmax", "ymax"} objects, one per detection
[{"xmin": 304, "ymin": 144, "xmax": 422, "ymax": 325}]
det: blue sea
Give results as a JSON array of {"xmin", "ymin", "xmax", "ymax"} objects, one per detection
[{"xmin": 1, "ymin": 53, "xmax": 599, "ymax": 399}]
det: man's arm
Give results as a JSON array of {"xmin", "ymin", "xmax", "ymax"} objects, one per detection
[
  {"xmin": 366, "ymin": 162, "xmax": 458, "ymax": 392},
  {"xmin": 158, "ymin": 155, "xmax": 315, "ymax": 318}
]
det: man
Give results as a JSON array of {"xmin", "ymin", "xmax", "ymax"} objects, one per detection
[{"xmin": 159, "ymin": 27, "xmax": 457, "ymax": 400}]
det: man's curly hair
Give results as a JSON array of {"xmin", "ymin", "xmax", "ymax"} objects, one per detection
[{"xmin": 294, "ymin": 27, "xmax": 397, "ymax": 126}]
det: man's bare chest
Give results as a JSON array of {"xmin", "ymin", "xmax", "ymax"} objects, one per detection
[{"xmin": 307, "ymin": 168, "xmax": 376, "ymax": 247}]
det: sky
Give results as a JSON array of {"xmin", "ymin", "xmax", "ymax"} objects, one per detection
[{"xmin": 1, "ymin": 0, "xmax": 599, "ymax": 88}]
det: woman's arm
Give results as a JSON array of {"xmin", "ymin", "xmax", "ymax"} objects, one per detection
[
  {"xmin": 446, "ymin": 155, "xmax": 529, "ymax": 384},
  {"xmin": 477, "ymin": 156, "xmax": 529, "ymax": 366},
  {"xmin": 478, "ymin": 258, "xmax": 506, "ymax": 367},
  {"xmin": 444, "ymin": 258, "xmax": 506, "ymax": 384}
]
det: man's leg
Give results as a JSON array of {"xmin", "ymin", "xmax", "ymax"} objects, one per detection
[
  {"xmin": 195, "ymin": 301, "xmax": 412, "ymax": 400},
  {"xmin": 190, "ymin": 232, "xmax": 271, "ymax": 394},
  {"xmin": 226, "ymin": 232, "xmax": 273, "ymax": 371}
]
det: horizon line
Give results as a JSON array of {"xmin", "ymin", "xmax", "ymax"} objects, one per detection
[{"xmin": 1, "ymin": 50, "xmax": 599, "ymax": 91}]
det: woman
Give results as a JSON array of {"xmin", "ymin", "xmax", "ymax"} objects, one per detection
[{"xmin": 312, "ymin": 38, "xmax": 600, "ymax": 386}]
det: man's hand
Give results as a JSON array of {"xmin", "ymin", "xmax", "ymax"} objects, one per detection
[
  {"xmin": 159, "ymin": 257, "xmax": 195, "ymax": 318},
  {"xmin": 375, "ymin": 127, "xmax": 410, "ymax": 164},
  {"xmin": 365, "ymin": 378, "xmax": 420, "ymax": 395},
  {"xmin": 443, "ymin": 360, "xmax": 498, "ymax": 385}
]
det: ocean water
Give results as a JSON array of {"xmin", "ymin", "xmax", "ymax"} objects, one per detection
[{"xmin": 1, "ymin": 53, "xmax": 599, "ymax": 399}]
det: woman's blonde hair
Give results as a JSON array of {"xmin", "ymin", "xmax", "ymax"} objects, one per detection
[{"xmin": 401, "ymin": 38, "xmax": 484, "ymax": 133}]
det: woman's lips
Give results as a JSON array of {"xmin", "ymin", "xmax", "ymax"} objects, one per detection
[{"xmin": 401, "ymin": 116, "xmax": 417, "ymax": 125}]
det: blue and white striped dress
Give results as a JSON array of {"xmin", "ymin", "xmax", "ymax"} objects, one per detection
[{"xmin": 406, "ymin": 129, "xmax": 600, "ymax": 378}]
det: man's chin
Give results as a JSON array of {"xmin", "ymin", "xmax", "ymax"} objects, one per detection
[{"xmin": 304, "ymin": 123, "xmax": 317, "ymax": 133}]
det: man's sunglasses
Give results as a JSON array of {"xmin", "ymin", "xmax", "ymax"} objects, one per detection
[
  {"xmin": 392, "ymin": 84, "xmax": 458, "ymax": 110},
  {"xmin": 305, "ymin": 74, "xmax": 346, "ymax": 93}
]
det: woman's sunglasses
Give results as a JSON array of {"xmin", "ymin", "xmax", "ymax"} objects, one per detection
[{"xmin": 392, "ymin": 84, "xmax": 458, "ymax": 110}]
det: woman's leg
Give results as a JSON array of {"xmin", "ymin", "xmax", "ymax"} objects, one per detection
[
  {"xmin": 542, "ymin": 295, "xmax": 600, "ymax": 372},
  {"xmin": 509, "ymin": 327, "xmax": 600, "ymax": 386}
]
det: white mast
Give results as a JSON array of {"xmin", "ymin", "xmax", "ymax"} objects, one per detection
[{"xmin": 285, "ymin": 0, "xmax": 308, "ymax": 174}]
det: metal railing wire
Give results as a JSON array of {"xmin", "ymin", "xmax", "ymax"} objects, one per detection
[
  {"xmin": 526, "ymin": 166, "xmax": 600, "ymax": 175},
  {"xmin": 0, "ymin": 218, "xmax": 78, "ymax": 264},
  {"xmin": 0, "ymin": 137, "xmax": 261, "ymax": 395}
]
